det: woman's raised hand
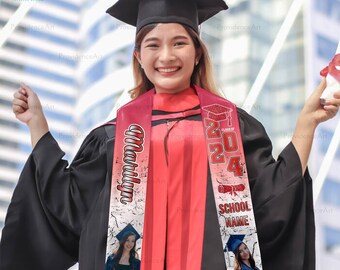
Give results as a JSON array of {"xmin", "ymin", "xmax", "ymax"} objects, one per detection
[
  {"xmin": 12, "ymin": 83, "xmax": 49, "ymax": 147},
  {"xmin": 13, "ymin": 83, "xmax": 42, "ymax": 125},
  {"xmin": 292, "ymin": 78, "xmax": 340, "ymax": 174},
  {"xmin": 301, "ymin": 78, "xmax": 340, "ymax": 126}
]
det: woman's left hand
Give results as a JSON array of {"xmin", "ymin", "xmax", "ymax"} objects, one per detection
[
  {"xmin": 292, "ymin": 78, "xmax": 340, "ymax": 174},
  {"xmin": 300, "ymin": 78, "xmax": 340, "ymax": 127}
]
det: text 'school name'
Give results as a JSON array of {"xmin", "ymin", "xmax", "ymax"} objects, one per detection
[
  {"xmin": 117, "ymin": 124, "xmax": 145, "ymax": 204},
  {"xmin": 219, "ymin": 201, "xmax": 252, "ymax": 228}
]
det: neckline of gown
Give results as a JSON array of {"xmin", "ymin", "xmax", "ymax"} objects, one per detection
[{"xmin": 153, "ymin": 87, "xmax": 199, "ymax": 112}]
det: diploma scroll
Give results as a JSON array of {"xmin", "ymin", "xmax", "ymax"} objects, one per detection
[{"xmin": 320, "ymin": 41, "xmax": 340, "ymax": 105}]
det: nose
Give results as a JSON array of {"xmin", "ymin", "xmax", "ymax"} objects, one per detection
[{"xmin": 159, "ymin": 45, "xmax": 175, "ymax": 62}]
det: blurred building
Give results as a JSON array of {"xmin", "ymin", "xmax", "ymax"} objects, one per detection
[
  {"xmin": 202, "ymin": 0, "xmax": 305, "ymax": 157},
  {"xmin": 305, "ymin": 0, "xmax": 340, "ymax": 269},
  {"xmin": 199, "ymin": 0, "xmax": 340, "ymax": 269},
  {"xmin": 0, "ymin": 0, "xmax": 81, "ymax": 233},
  {"xmin": 76, "ymin": 0, "xmax": 135, "ymax": 134}
]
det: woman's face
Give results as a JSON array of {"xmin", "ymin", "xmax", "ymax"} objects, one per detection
[
  {"xmin": 124, "ymin": 235, "xmax": 136, "ymax": 252},
  {"xmin": 135, "ymin": 23, "xmax": 198, "ymax": 94},
  {"xmin": 238, "ymin": 243, "xmax": 250, "ymax": 261}
]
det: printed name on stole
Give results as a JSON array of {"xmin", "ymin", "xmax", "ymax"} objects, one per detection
[
  {"xmin": 117, "ymin": 124, "xmax": 145, "ymax": 204},
  {"xmin": 219, "ymin": 201, "xmax": 251, "ymax": 214},
  {"xmin": 225, "ymin": 215, "xmax": 250, "ymax": 227},
  {"xmin": 219, "ymin": 202, "xmax": 251, "ymax": 227}
]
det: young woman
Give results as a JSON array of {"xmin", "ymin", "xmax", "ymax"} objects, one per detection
[
  {"xmin": 105, "ymin": 231, "xmax": 140, "ymax": 270},
  {"xmin": 1, "ymin": 0, "xmax": 339, "ymax": 270},
  {"xmin": 234, "ymin": 242, "xmax": 259, "ymax": 270}
]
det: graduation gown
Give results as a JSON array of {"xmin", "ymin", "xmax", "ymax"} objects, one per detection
[
  {"xmin": 105, "ymin": 254, "xmax": 140, "ymax": 270},
  {"xmin": 240, "ymin": 264, "xmax": 260, "ymax": 270},
  {"xmin": 0, "ymin": 106, "xmax": 315, "ymax": 270}
]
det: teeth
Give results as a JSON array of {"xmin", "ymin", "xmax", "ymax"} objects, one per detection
[{"xmin": 157, "ymin": 67, "xmax": 178, "ymax": 73}]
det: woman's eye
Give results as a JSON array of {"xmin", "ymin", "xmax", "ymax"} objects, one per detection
[
  {"xmin": 146, "ymin": 44, "xmax": 158, "ymax": 48},
  {"xmin": 174, "ymin": 42, "xmax": 185, "ymax": 46}
]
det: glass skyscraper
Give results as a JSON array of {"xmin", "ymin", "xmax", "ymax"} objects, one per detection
[
  {"xmin": 76, "ymin": 0, "xmax": 135, "ymax": 134},
  {"xmin": 0, "ymin": 0, "xmax": 80, "ymax": 234},
  {"xmin": 306, "ymin": 0, "xmax": 340, "ymax": 268}
]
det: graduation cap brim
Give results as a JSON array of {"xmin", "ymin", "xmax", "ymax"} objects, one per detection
[
  {"xmin": 226, "ymin": 234, "xmax": 245, "ymax": 254},
  {"xmin": 116, "ymin": 223, "xmax": 141, "ymax": 242},
  {"xmin": 106, "ymin": 0, "xmax": 228, "ymax": 33}
]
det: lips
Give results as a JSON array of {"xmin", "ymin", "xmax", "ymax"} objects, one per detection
[{"xmin": 156, "ymin": 67, "xmax": 181, "ymax": 73}]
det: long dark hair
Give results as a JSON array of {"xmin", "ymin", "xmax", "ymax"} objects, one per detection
[
  {"xmin": 234, "ymin": 242, "xmax": 257, "ymax": 270},
  {"xmin": 130, "ymin": 23, "xmax": 220, "ymax": 98},
  {"xmin": 113, "ymin": 232, "xmax": 138, "ymax": 270}
]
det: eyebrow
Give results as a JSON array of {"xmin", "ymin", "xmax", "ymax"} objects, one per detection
[{"xmin": 144, "ymin": 35, "xmax": 190, "ymax": 43}]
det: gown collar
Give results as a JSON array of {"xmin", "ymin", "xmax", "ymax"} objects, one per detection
[{"xmin": 153, "ymin": 87, "xmax": 199, "ymax": 112}]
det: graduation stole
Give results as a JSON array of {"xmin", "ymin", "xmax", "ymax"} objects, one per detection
[{"xmin": 105, "ymin": 85, "xmax": 262, "ymax": 269}]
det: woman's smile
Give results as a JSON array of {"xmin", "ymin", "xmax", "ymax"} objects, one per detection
[{"xmin": 156, "ymin": 66, "xmax": 181, "ymax": 75}]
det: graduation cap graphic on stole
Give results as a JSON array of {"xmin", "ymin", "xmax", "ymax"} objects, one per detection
[
  {"xmin": 225, "ymin": 234, "xmax": 245, "ymax": 254},
  {"xmin": 106, "ymin": 0, "xmax": 228, "ymax": 33},
  {"xmin": 116, "ymin": 223, "xmax": 141, "ymax": 242},
  {"xmin": 203, "ymin": 104, "xmax": 233, "ymax": 122}
]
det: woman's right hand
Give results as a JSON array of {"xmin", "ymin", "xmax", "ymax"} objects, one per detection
[
  {"xmin": 13, "ymin": 83, "xmax": 44, "ymax": 125},
  {"xmin": 12, "ymin": 83, "xmax": 49, "ymax": 147}
]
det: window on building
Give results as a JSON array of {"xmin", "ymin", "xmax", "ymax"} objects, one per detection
[
  {"xmin": 33, "ymin": 86, "xmax": 75, "ymax": 104},
  {"xmin": 0, "ymin": 179, "xmax": 16, "ymax": 189},
  {"xmin": 0, "ymin": 200, "xmax": 9, "ymax": 209},
  {"xmin": 316, "ymin": 34, "xmax": 338, "ymax": 61},
  {"xmin": 4, "ymin": 41, "xmax": 26, "ymax": 52},
  {"xmin": 83, "ymin": 46, "xmax": 133, "ymax": 89},
  {"xmin": 24, "ymin": 65, "xmax": 75, "ymax": 85},
  {"xmin": 26, "ymin": 47, "xmax": 76, "ymax": 67},
  {"xmin": 45, "ymin": 0, "xmax": 80, "ymax": 12},
  {"xmin": 79, "ymin": 92, "xmax": 122, "ymax": 132},
  {"xmin": 0, "ymin": 1, "xmax": 18, "ymax": 11},
  {"xmin": 0, "ymin": 120, "xmax": 19, "ymax": 129},
  {"xmin": 315, "ymin": 0, "xmax": 340, "ymax": 23},
  {"xmin": 0, "ymin": 159, "xmax": 19, "ymax": 169},
  {"xmin": 26, "ymin": 27, "xmax": 77, "ymax": 48},
  {"xmin": 28, "ymin": 10, "xmax": 78, "ymax": 31},
  {"xmin": 228, "ymin": 1, "xmax": 249, "ymax": 15},
  {"xmin": 0, "ymin": 99, "xmax": 12, "ymax": 108},
  {"xmin": 0, "ymin": 59, "xmax": 23, "ymax": 70},
  {"xmin": 323, "ymin": 178, "xmax": 340, "ymax": 207},
  {"xmin": 324, "ymin": 226, "xmax": 340, "ymax": 252},
  {"xmin": 317, "ymin": 127, "xmax": 340, "ymax": 159}
]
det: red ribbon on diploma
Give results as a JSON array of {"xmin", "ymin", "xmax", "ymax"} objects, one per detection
[{"xmin": 320, "ymin": 53, "xmax": 340, "ymax": 83}]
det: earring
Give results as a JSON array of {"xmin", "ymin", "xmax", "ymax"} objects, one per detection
[
  {"xmin": 140, "ymin": 63, "xmax": 144, "ymax": 69},
  {"xmin": 195, "ymin": 59, "xmax": 199, "ymax": 66}
]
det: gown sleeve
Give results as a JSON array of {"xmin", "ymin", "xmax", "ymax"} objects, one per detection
[
  {"xmin": 237, "ymin": 108, "xmax": 315, "ymax": 270},
  {"xmin": 0, "ymin": 127, "xmax": 109, "ymax": 270}
]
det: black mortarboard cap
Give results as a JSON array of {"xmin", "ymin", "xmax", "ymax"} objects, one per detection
[
  {"xmin": 226, "ymin": 234, "xmax": 245, "ymax": 254},
  {"xmin": 116, "ymin": 223, "xmax": 141, "ymax": 242},
  {"xmin": 106, "ymin": 0, "xmax": 228, "ymax": 33}
]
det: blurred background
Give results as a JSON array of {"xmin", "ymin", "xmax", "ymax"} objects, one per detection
[{"xmin": 0, "ymin": 0, "xmax": 339, "ymax": 269}]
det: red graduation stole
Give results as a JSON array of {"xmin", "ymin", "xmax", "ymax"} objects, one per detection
[{"xmin": 105, "ymin": 86, "xmax": 262, "ymax": 269}]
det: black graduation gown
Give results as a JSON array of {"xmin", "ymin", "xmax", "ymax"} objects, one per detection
[{"xmin": 0, "ymin": 108, "xmax": 315, "ymax": 270}]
